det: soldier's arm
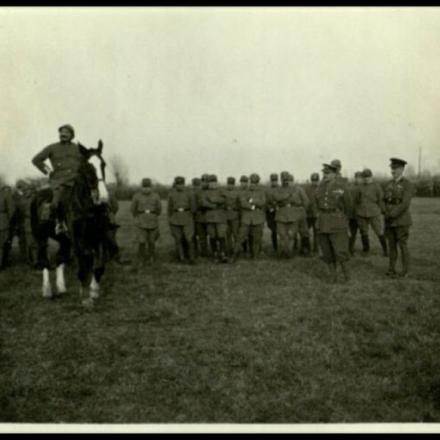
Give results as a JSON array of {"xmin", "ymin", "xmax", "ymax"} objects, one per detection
[
  {"xmin": 254, "ymin": 190, "xmax": 266, "ymax": 209},
  {"xmin": 200, "ymin": 193, "xmax": 216, "ymax": 209},
  {"xmin": 300, "ymin": 187, "xmax": 310, "ymax": 210},
  {"xmin": 239, "ymin": 193, "xmax": 252, "ymax": 210},
  {"xmin": 388, "ymin": 181, "xmax": 413, "ymax": 218},
  {"xmin": 155, "ymin": 195, "xmax": 162, "ymax": 215},
  {"xmin": 31, "ymin": 145, "xmax": 53, "ymax": 175},
  {"xmin": 273, "ymin": 190, "xmax": 289, "ymax": 204},
  {"xmin": 130, "ymin": 195, "xmax": 138, "ymax": 217},
  {"xmin": 377, "ymin": 184, "xmax": 386, "ymax": 213}
]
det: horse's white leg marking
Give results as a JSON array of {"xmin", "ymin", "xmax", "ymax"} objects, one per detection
[
  {"xmin": 89, "ymin": 155, "xmax": 109, "ymax": 203},
  {"xmin": 89, "ymin": 275, "xmax": 100, "ymax": 299},
  {"xmin": 42, "ymin": 268, "xmax": 52, "ymax": 298},
  {"xmin": 56, "ymin": 263, "xmax": 67, "ymax": 294}
]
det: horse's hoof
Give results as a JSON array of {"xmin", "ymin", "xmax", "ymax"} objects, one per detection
[
  {"xmin": 81, "ymin": 298, "xmax": 94, "ymax": 309},
  {"xmin": 90, "ymin": 289, "xmax": 100, "ymax": 300}
]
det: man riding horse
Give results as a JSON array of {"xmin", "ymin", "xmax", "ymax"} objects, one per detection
[{"xmin": 32, "ymin": 124, "xmax": 82, "ymax": 234}]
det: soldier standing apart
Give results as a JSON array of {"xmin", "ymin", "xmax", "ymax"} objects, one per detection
[
  {"xmin": 304, "ymin": 172, "xmax": 320, "ymax": 254},
  {"xmin": 168, "ymin": 176, "xmax": 196, "ymax": 264},
  {"xmin": 0, "ymin": 185, "xmax": 15, "ymax": 270},
  {"xmin": 131, "ymin": 178, "xmax": 162, "ymax": 267},
  {"xmin": 200, "ymin": 175, "xmax": 228, "ymax": 263},
  {"xmin": 274, "ymin": 172, "xmax": 310, "ymax": 258},
  {"xmin": 265, "ymin": 173, "xmax": 279, "ymax": 253},
  {"xmin": 348, "ymin": 171, "xmax": 364, "ymax": 255},
  {"xmin": 316, "ymin": 163, "xmax": 352, "ymax": 283},
  {"xmin": 32, "ymin": 124, "xmax": 83, "ymax": 233},
  {"xmin": 224, "ymin": 177, "xmax": 240, "ymax": 257},
  {"xmin": 383, "ymin": 158, "xmax": 414, "ymax": 278},
  {"xmin": 194, "ymin": 174, "xmax": 210, "ymax": 257},
  {"xmin": 232, "ymin": 173, "xmax": 266, "ymax": 261},
  {"xmin": 354, "ymin": 168, "xmax": 388, "ymax": 257}
]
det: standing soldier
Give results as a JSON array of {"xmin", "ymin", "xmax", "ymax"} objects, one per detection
[
  {"xmin": 238, "ymin": 175, "xmax": 251, "ymax": 255},
  {"xmin": 31, "ymin": 124, "xmax": 84, "ymax": 233},
  {"xmin": 331, "ymin": 159, "xmax": 349, "ymax": 186},
  {"xmin": 265, "ymin": 173, "xmax": 279, "ymax": 253},
  {"xmin": 200, "ymin": 175, "xmax": 228, "ymax": 263},
  {"xmin": 316, "ymin": 163, "xmax": 352, "ymax": 283},
  {"xmin": 224, "ymin": 177, "xmax": 240, "ymax": 257},
  {"xmin": 354, "ymin": 168, "xmax": 388, "ymax": 257},
  {"xmin": 106, "ymin": 187, "xmax": 125, "ymax": 264},
  {"xmin": 0, "ymin": 185, "xmax": 15, "ymax": 270},
  {"xmin": 194, "ymin": 174, "xmax": 210, "ymax": 257},
  {"xmin": 383, "ymin": 158, "xmax": 414, "ymax": 278},
  {"xmin": 274, "ymin": 172, "xmax": 310, "ymax": 258},
  {"xmin": 304, "ymin": 172, "xmax": 320, "ymax": 254},
  {"xmin": 131, "ymin": 178, "xmax": 162, "ymax": 266},
  {"xmin": 348, "ymin": 171, "xmax": 364, "ymax": 255},
  {"xmin": 191, "ymin": 177, "xmax": 202, "ymax": 256},
  {"xmin": 232, "ymin": 173, "xmax": 266, "ymax": 261},
  {"xmin": 168, "ymin": 176, "xmax": 196, "ymax": 264}
]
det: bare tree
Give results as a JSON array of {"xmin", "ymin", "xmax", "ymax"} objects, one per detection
[{"xmin": 108, "ymin": 154, "xmax": 129, "ymax": 187}]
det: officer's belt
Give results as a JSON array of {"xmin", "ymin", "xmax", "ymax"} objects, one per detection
[
  {"xmin": 279, "ymin": 203, "xmax": 303, "ymax": 208},
  {"xmin": 174, "ymin": 208, "xmax": 191, "ymax": 212},
  {"xmin": 138, "ymin": 210, "xmax": 157, "ymax": 214}
]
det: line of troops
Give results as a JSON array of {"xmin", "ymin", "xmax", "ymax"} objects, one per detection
[{"xmin": 130, "ymin": 157, "xmax": 414, "ymax": 283}]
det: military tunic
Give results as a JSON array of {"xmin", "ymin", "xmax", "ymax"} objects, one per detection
[
  {"xmin": 199, "ymin": 188, "xmax": 227, "ymax": 238},
  {"xmin": 223, "ymin": 188, "xmax": 240, "ymax": 252},
  {"xmin": 304, "ymin": 183, "xmax": 320, "ymax": 252},
  {"xmin": 316, "ymin": 178, "xmax": 352, "ymax": 264},
  {"xmin": 194, "ymin": 188, "xmax": 209, "ymax": 256},
  {"xmin": 131, "ymin": 190, "xmax": 162, "ymax": 244},
  {"xmin": 355, "ymin": 182, "xmax": 385, "ymax": 237},
  {"xmin": 383, "ymin": 176, "xmax": 414, "ymax": 274},
  {"xmin": 168, "ymin": 189, "xmax": 196, "ymax": 242}
]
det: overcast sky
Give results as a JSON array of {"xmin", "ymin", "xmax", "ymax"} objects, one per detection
[{"xmin": 1, "ymin": 7, "xmax": 440, "ymax": 185}]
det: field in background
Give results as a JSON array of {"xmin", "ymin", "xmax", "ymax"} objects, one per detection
[{"xmin": 1, "ymin": 198, "xmax": 439, "ymax": 423}]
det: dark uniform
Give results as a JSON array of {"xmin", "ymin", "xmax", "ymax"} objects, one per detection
[
  {"xmin": 224, "ymin": 177, "xmax": 240, "ymax": 256},
  {"xmin": 0, "ymin": 185, "xmax": 14, "ymax": 269},
  {"xmin": 199, "ymin": 175, "xmax": 228, "ymax": 262},
  {"xmin": 238, "ymin": 175, "xmax": 251, "ymax": 254},
  {"xmin": 354, "ymin": 168, "xmax": 388, "ymax": 256},
  {"xmin": 168, "ymin": 176, "xmax": 197, "ymax": 263},
  {"xmin": 194, "ymin": 174, "xmax": 210, "ymax": 257},
  {"xmin": 274, "ymin": 172, "xmax": 310, "ymax": 258},
  {"xmin": 348, "ymin": 171, "xmax": 363, "ymax": 255},
  {"xmin": 316, "ymin": 163, "xmax": 352, "ymax": 283},
  {"xmin": 303, "ymin": 173, "xmax": 320, "ymax": 253},
  {"xmin": 31, "ymin": 124, "xmax": 83, "ymax": 228},
  {"xmin": 191, "ymin": 177, "xmax": 202, "ymax": 256},
  {"xmin": 233, "ymin": 173, "xmax": 266, "ymax": 260},
  {"xmin": 131, "ymin": 178, "xmax": 162, "ymax": 265},
  {"xmin": 383, "ymin": 158, "xmax": 414, "ymax": 277},
  {"xmin": 265, "ymin": 173, "xmax": 279, "ymax": 252}
]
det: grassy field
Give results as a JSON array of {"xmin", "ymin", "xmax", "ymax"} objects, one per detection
[{"xmin": 1, "ymin": 197, "xmax": 440, "ymax": 424}]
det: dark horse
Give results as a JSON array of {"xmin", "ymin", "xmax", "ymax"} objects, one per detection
[{"xmin": 31, "ymin": 140, "xmax": 113, "ymax": 306}]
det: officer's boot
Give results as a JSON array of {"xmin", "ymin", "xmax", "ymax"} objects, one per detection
[
  {"xmin": 361, "ymin": 234, "xmax": 370, "ymax": 256},
  {"xmin": 379, "ymin": 235, "xmax": 388, "ymax": 257},
  {"xmin": 219, "ymin": 238, "xmax": 228, "ymax": 263},
  {"xmin": 301, "ymin": 236, "xmax": 312, "ymax": 257},
  {"xmin": 210, "ymin": 238, "xmax": 218, "ymax": 261},
  {"xmin": 176, "ymin": 241, "xmax": 185, "ymax": 263},
  {"xmin": 188, "ymin": 241, "xmax": 196, "ymax": 265},
  {"xmin": 271, "ymin": 231, "xmax": 278, "ymax": 252},
  {"xmin": 348, "ymin": 234, "xmax": 356, "ymax": 256},
  {"xmin": 340, "ymin": 261, "xmax": 350, "ymax": 282},
  {"xmin": 329, "ymin": 262, "xmax": 338, "ymax": 284},
  {"xmin": 400, "ymin": 243, "xmax": 410, "ymax": 278}
]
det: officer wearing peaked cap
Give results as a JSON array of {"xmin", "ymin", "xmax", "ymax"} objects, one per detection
[
  {"xmin": 232, "ymin": 173, "xmax": 266, "ymax": 261},
  {"xmin": 316, "ymin": 163, "xmax": 352, "ymax": 283},
  {"xmin": 168, "ymin": 176, "xmax": 197, "ymax": 264},
  {"xmin": 194, "ymin": 174, "xmax": 210, "ymax": 257},
  {"xmin": 265, "ymin": 173, "xmax": 279, "ymax": 253},
  {"xmin": 348, "ymin": 171, "xmax": 364, "ymax": 255},
  {"xmin": 131, "ymin": 178, "xmax": 162, "ymax": 266},
  {"xmin": 354, "ymin": 168, "xmax": 388, "ymax": 257},
  {"xmin": 199, "ymin": 174, "xmax": 228, "ymax": 263},
  {"xmin": 224, "ymin": 177, "xmax": 240, "ymax": 257},
  {"xmin": 383, "ymin": 158, "xmax": 414, "ymax": 278}
]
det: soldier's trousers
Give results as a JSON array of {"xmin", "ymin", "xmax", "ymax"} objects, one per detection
[
  {"xmin": 51, "ymin": 184, "xmax": 74, "ymax": 222},
  {"xmin": 170, "ymin": 224, "xmax": 194, "ymax": 261},
  {"xmin": 277, "ymin": 221, "xmax": 298, "ymax": 257},
  {"xmin": 307, "ymin": 217, "xmax": 319, "ymax": 252},
  {"xmin": 207, "ymin": 223, "xmax": 227, "ymax": 239},
  {"xmin": 195, "ymin": 221, "xmax": 208, "ymax": 256},
  {"xmin": 348, "ymin": 218, "xmax": 359, "ymax": 254},
  {"xmin": 235, "ymin": 224, "xmax": 264, "ymax": 257},
  {"xmin": 318, "ymin": 231, "xmax": 349, "ymax": 264},
  {"xmin": 357, "ymin": 216, "xmax": 383, "ymax": 237},
  {"xmin": 266, "ymin": 211, "xmax": 277, "ymax": 251},
  {"xmin": 226, "ymin": 218, "xmax": 240, "ymax": 255},
  {"xmin": 136, "ymin": 227, "xmax": 159, "ymax": 259},
  {"xmin": 385, "ymin": 225, "xmax": 410, "ymax": 273}
]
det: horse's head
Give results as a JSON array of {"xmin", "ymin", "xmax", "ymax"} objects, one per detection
[{"xmin": 78, "ymin": 139, "xmax": 109, "ymax": 205}]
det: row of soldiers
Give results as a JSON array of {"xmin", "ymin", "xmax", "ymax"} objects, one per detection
[{"xmin": 130, "ymin": 157, "xmax": 414, "ymax": 282}]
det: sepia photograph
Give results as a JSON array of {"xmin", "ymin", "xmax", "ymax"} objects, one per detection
[{"xmin": 0, "ymin": 5, "xmax": 439, "ymax": 433}]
